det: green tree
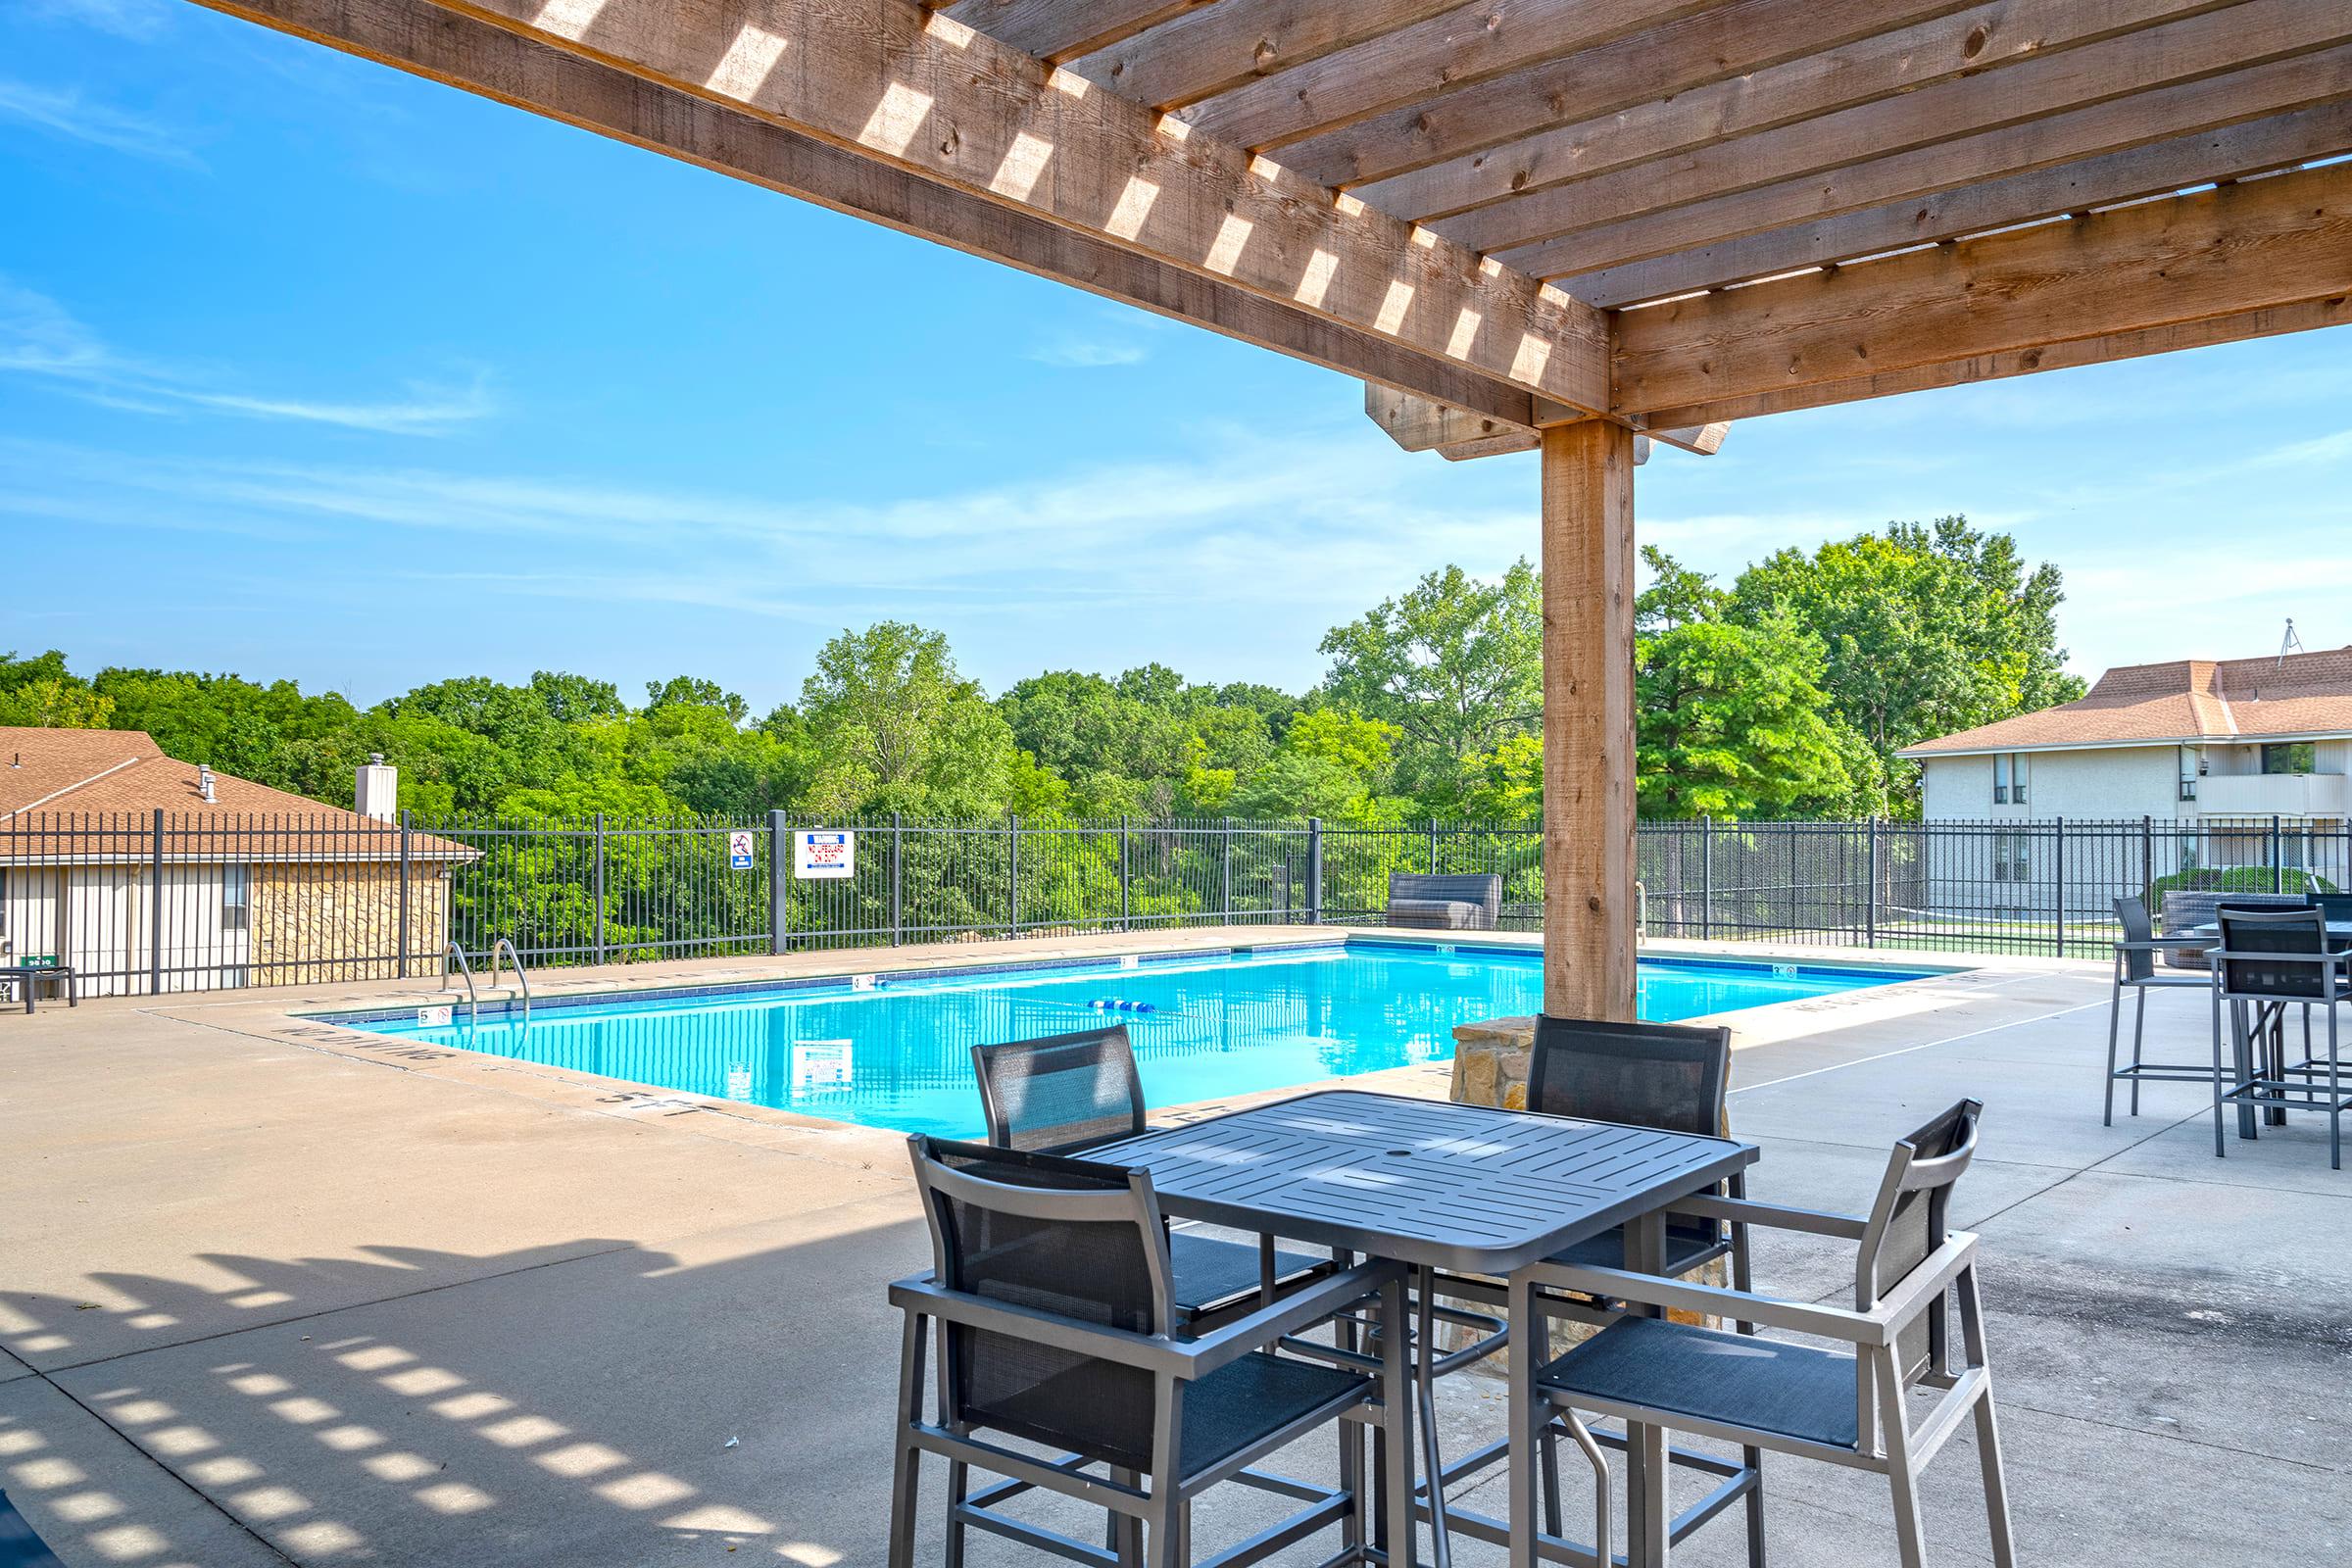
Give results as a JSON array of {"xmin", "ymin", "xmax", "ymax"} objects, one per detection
[
  {"xmin": 0, "ymin": 649, "xmax": 114, "ymax": 729},
  {"xmin": 530, "ymin": 670, "xmax": 626, "ymax": 722},
  {"xmin": 644, "ymin": 675, "xmax": 750, "ymax": 725},
  {"xmin": 799, "ymin": 622, "xmax": 1016, "ymax": 817},
  {"xmin": 1318, "ymin": 561, "xmax": 1542, "ymax": 798},
  {"xmin": 1636, "ymin": 549, "xmax": 1867, "ymax": 819},
  {"xmin": 1728, "ymin": 517, "xmax": 2082, "ymax": 808}
]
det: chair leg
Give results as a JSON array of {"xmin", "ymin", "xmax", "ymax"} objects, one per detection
[
  {"xmin": 2211, "ymin": 984, "xmax": 2229, "ymax": 1158},
  {"xmin": 2329, "ymin": 1004, "xmax": 2341, "ymax": 1172},
  {"xmin": 943, "ymin": 1458, "xmax": 967, "ymax": 1568},
  {"xmin": 2130, "ymin": 985, "xmax": 2149, "ymax": 1116},
  {"xmin": 887, "ymin": 1315, "xmax": 926, "ymax": 1568},
  {"xmin": 1110, "ymin": 1469, "xmax": 1145, "ymax": 1568},
  {"xmin": 1150, "ymin": 1496, "xmax": 1189, "ymax": 1568},
  {"xmin": 1742, "ymin": 1444, "xmax": 1766, "ymax": 1568},
  {"xmin": 2104, "ymin": 972, "xmax": 2124, "ymax": 1125},
  {"xmin": 1874, "ymin": 1348, "xmax": 1928, "ymax": 1568},
  {"xmin": 1538, "ymin": 1421, "xmax": 1563, "ymax": 1537}
]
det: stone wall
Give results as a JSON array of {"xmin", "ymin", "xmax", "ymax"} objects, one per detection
[
  {"xmin": 251, "ymin": 862, "xmax": 451, "ymax": 983},
  {"xmin": 1449, "ymin": 1014, "xmax": 1539, "ymax": 1111}
]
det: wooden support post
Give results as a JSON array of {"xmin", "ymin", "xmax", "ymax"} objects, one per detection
[{"xmin": 1540, "ymin": 422, "xmax": 1639, "ymax": 1022}]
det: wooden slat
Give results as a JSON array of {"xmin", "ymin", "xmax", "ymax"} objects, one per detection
[
  {"xmin": 938, "ymin": 0, "xmax": 1207, "ymax": 62},
  {"xmin": 1177, "ymin": 0, "xmax": 1718, "ymax": 151},
  {"xmin": 416, "ymin": 0, "xmax": 1609, "ymax": 412},
  {"xmin": 1505, "ymin": 38, "xmax": 2352, "ymax": 278},
  {"xmin": 1540, "ymin": 419, "xmax": 1639, "ymax": 1021},
  {"xmin": 1629, "ymin": 296, "xmax": 2352, "ymax": 427},
  {"xmin": 194, "ymin": 0, "xmax": 1539, "ymax": 422},
  {"xmin": 1453, "ymin": 0, "xmax": 2352, "ymax": 257},
  {"xmin": 1357, "ymin": 0, "xmax": 2223, "ymax": 221},
  {"xmin": 1067, "ymin": 0, "xmax": 1462, "ymax": 112},
  {"xmin": 1562, "ymin": 102, "xmax": 2352, "ymax": 307},
  {"xmin": 1283, "ymin": 0, "xmax": 1968, "ymax": 193},
  {"xmin": 1364, "ymin": 383, "xmax": 1529, "ymax": 451},
  {"xmin": 1611, "ymin": 160, "xmax": 2352, "ymax": 416}
]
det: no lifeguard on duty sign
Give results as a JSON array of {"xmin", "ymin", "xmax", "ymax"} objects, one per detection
[{"xmin": 795, "ymin": 830, "xmax": 855, "ymax": 880}]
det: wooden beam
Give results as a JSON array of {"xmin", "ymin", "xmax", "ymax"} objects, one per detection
[
  {"xmin": 1625, "ymin": 297, "xmax": 2352, "ymax": 427},
  {"xmin": 1067, "ymin": 0, "xmax": 1463, "ymax": 113},
  {"xmin": 1177, "ymin": 0, "xmax": 1718, "ymax": 151},
  {"xmin": 196, "ymin": 0, "xmax": 1543, "ymax": 422},
  {"xmin": 1540, "ymin": 419, "xmax": 1639, "ymax": 1021},
  {"xmin": 935, "ymin": 0, "xmax": 1206, "ymax": 62},
  {"xmin": 1355, "ymin": 0, "xmax": 2221, "ymax": 220},
  {"xmin": 1560, "ymin": 101, "xmax": 2352, "ymax": 306},
  {"xmin": 1612, "ymin": 160, "xmax": 2352, "ymax": 416},
  {"xmin": 1460, "ymin": 0, "xmax": 2352, "ymax": 260},
  {"xmin": 412, "ymin": 0, "xmax": 1609, "ymax": 412},
  {"xmin": 1508, "ymin": 38, "xmax": 2352, "ymax": 277},
  {"xmin": 1365, "ymin": 384, "xmax": 1724, "ymax": 461}
]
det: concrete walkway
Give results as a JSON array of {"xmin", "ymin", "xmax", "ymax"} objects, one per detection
[{"xmin": 1, "ymin": 941, "xmax": 2344, "ymax": 1566}]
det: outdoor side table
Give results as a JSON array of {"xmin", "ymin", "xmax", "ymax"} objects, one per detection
[
  {"xmin": 1, "ymin": 965, "xmax": 78, "ymax": 1015},
  {"xmin": 1090, "ymin": 1088, "xmax": 1757, "ymax": 1568}
]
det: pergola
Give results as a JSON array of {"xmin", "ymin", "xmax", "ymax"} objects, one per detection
[{"xmin": 197, "ymin": 0, "xmax": 2351, "ymax": 1020}]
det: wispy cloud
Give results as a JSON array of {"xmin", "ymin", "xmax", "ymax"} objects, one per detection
[
  {"xmin": 0, "ymin": 278, "xmax": 498, "ymax": 435},
  {"xmin": 24, "ymin": 0, "xmax": 176, "ymax": 39},
  {"xmin": 1027, "ymin": 335, "xmax": 1150, "ymax": 368},
  {"xmin": 0, "ymin": 76, "xmax": 200, "ymax": 167}
]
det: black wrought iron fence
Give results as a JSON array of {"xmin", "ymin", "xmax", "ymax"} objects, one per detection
[{"xmin": 8, "ymin": 809, "xmax": 2347, "ymax": 997}]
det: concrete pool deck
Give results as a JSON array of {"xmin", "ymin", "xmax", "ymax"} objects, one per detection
[{"xmin": 2, "ymin": 930, "xmax": 2346, "ymax": 1565}]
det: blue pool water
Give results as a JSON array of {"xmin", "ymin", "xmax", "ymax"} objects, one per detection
[{"xmin": 342, "ymin": 943, "xmax": 1931, "ymax": 1137}]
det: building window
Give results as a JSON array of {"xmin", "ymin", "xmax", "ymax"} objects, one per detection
[
  {"xmin": 1992, "ymin": 752, "xmax": 2030, "ymax": 806},
  {"xmin": 2179, "ymin": 746, "xmax": 2201, "ymax": 802},
  {"xmin": 2262, "ymin": 742, "xmax": 2317, "ymax": 775},
  {"xmin": 221, "ymin": 864, "xmax": 250, "ymax": 932},
  {"xmin": 1992, "ymin": 831, "xmax": 2033, "ymax": 884}
]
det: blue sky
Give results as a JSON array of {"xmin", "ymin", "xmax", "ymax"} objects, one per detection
[{"xmin": 5, "ymin": 0, "xmax": 2349, "ymax": 716}]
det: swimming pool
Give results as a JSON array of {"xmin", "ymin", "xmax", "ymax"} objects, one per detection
[{"xmin": 333, "ymin": 941, "xmax": 1934, "ymax": 1137}]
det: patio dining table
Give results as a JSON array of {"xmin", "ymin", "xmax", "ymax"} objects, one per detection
[
  {"xmin": 1089, "ymin": 1088, "xmax": 1758, "ymax": 1568},
  {"xmin": 2189, "ymin": 920, "xmax": 2352, "ymax": 1135}
]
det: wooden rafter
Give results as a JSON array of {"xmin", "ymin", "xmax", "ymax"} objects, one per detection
[
  {"xmin": 1065, "ymin": 0, "xmax": 1465, "ymax": 112},
  {"xmin": 1612, "ymin": 159, "xmax": 2352, "ymax": 418},
  {"xmin": 413, "ymin": 0, "xmax": 1607, "ymax": 413},
  {"xmin": 931, "ymin": 1, "xmax": 1206, "ymax": 63}
]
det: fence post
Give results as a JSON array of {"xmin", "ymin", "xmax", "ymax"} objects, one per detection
[
  {"xmin": 1008, "ymin": 813, "xmax": 1021, "ymax": 935},
  {"xmin": 149, "ymin": 807, "xmax": 165, "ymax": 996},
  {"xmin": 592, "ymin": 811, "xmax": 608, "ymax": 966},
  {"xmin": 2141, "ymin": 815, "xmax": 2155, "ymax": 905},
  {"xmin": 1699, "ymin": 815, "xmax": 1714, "ymax": 942},
  {"xmin": 2053, "ymin": 816, "xmax": 2067, "ymax": 958},
  {"xmin": 890, "ymin": 810, "xmax": 904, "ymax": 947},
  {"xmin": 399, "ymin": 809, "xmax": 413, "ymax": 979},
  {"xmin": 768, "ymin": 808, "xmax": 789, "ymax": 955},
  {"xmin": 1120, "ymin": 816, "xmax": 1132, "ymax": 931},
  {"xmin": 1866, "ymin": 817, "xmax": 1880, "ymax": 949},
  {"xmin": 1221, "ymin": 816, "xmax": 1234, "ymax": 921},
  {"xmin": 1306, "ymin": 817, "xmax": 1324, "ymax": 925},
  {"xmin": 2272, "ymin": 813, "xmax": 2285, "ymax": 894},
  {"xmin": 1427, "ymin": 816, "xmax": 1439, "ymax": 873}
]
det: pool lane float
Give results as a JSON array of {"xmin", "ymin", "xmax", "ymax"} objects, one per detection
[{"xmin": 1088, "ymin": 999, "xmax": 1158, "ymax": 1013}]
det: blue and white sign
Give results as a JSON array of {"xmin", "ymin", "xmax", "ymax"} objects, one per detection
[
  {"xmin": 795, "ymin": 829, "xmax": 855, "ymax": 880},
  {"xmin": 727, "ymin": 830, "xmax": 757, "ymax": 871}
]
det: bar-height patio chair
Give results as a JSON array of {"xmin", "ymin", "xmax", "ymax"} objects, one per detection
[
  {"xmin": 1520, "ymin": 1100, "xmax": 2014, "ymax": 1568},
  {"xmin": 2209, "ymin": 908, "xmax": 2352, "ymax": 1168},
  {"xmin": 1523, "ymin": 1016, "xmax": 1763, "ymax": 1567},
  {"xmin": 887, "ymin": 1137, "xmax": 1406, "ymax": 1568},
  {"xmin": 2104, "ymin": 896, "xmax": 2218, "ymax": 1123},
  {"xmin": 971, "ymin": 1026, "xmax": 1328, "ymax": 1321}
]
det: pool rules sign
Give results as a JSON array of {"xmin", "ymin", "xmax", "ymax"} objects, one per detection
[{"xmin": 795, "ymin": 830, "xmax": 855, "ymax": 880}]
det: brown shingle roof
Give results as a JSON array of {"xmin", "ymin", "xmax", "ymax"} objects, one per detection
[
  {"xmin": 1899, "ymin": 648, "xmax": 2352, "ymax": 757},
  {"xmin": 0, "ymin": 727, "xmax": 472, "ymax": 861}
]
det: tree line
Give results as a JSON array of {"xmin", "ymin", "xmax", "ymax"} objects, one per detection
[{"xmin": 1, "ymin": 516, "xmax": 2081, "ymax": 824}]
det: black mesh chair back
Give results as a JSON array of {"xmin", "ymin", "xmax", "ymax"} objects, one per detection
[
  {"xmin": 1526, "ymin": 1015, "xmax": 1732, "ymax": 1135},
  {"xmin": 2114, "ymin": 896, "xmax": 2159, "ymax": 983},
  {"xmin": 2312, "ymin": 892, "xmax": 2352, "ymax": 926},
  {"xmin": 910, "ymin": 1137, "xmax": 1174, "ymax": 1472},
  {"xmin": 2216, "ymin": 908, "xmax": 2335, "ymax": 1004},
  {"xmin": 1856, "ymin": 1099, "xmax": 1981, "ymax": 1386},
  {"xmin": 971, "ymin": 1025, "xmax": 1147, "ymax": 1153}
]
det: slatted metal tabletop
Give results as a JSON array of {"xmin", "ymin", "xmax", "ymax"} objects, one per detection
[{"xmin": 1089, "ymin": 1089, "xmax": 1755, "ymax": 1273}]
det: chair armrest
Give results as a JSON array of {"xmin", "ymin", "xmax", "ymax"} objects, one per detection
[
  {"xmin": 889, "ymin": 1276, "xmax": 1197, "ymax": 1377},
  {"xmin": 2117, "ymin": 935, "xmax": 2212, "ymax": 951},
  {"xmin": 1527, "ymin": 1262, "xmax": 1886, "ymax": 1344},
  {"xmin": 1662, "ymin": 1194, "xmax": 1869, "ymax": 1240},
  {"xmin": 1862, "ymin": 1232, "xmax": 1980, "ymax": 1332},
  {"xmin": 1177, "ymin": 1257, "xmax": 1406, "ymax": 1378}
]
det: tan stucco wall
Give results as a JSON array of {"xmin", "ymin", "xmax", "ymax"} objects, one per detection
[{"xmin": 249, "ymin": 862, "xmax": 451, "ymax": 984}]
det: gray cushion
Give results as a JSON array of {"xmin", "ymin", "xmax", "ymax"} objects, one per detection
[{"xmin": 1537, "ymin": 1315, "xmax": 1860, "ymax": 1449}]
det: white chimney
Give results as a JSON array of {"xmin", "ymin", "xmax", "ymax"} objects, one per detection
[
  {"xmin": 198, "ymin": 764, "xmax": 217, "ymax": 804},
  {"xmin": 357, "ymin": 753, "xmax": 399, "ymax": 821}
]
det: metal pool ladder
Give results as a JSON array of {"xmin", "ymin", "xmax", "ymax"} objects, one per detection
[
  {"xmin": 443, "ymin": 940, "xmax": 480, "ymax": 1022},
  {"xmin": 489, "ymin": 937, "xmax": 531, "ymax": 1026}
]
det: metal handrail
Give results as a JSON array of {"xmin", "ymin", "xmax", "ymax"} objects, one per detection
[
  {"xmin": 443, "ymin": 941, "xmax": 479, "ymax": 1022},
  {"xmin": 490, "ymin": 937, "xmax": 531, "ymax": 1026}
]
